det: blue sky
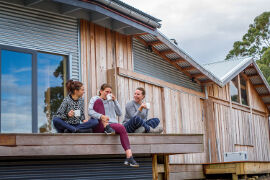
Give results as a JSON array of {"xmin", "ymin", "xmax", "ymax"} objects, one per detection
[
  {"xmin": 124, "ymin": 0, "xmax": 270, "ymax": 64},
  {"xmin": 1, "ymin": 50, "xmax": 65, "ymax": 132}
]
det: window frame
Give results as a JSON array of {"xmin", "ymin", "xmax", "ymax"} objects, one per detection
[
  {"xmin": 0, "ymin": 45, "xmax": 70, "ymax": 133},
  {"xmin": 230, "ymin": 74, "xmax": 250, "ymax": 107}
]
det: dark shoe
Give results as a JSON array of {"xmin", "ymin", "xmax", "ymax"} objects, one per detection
[
  {"xmin": 77, "ymin": 128, "xmax": 93, "ymax": 133},
  {"xmin": 124, "ymin": 156, "xmax": 139, "ymax": 167},
  {"xmin": 104, "ymin": 125, "xmax": 115, "ymax": 135},
  {"xmin": 64, "ymin": 129, "xmax": 71, "ymax": 133}
]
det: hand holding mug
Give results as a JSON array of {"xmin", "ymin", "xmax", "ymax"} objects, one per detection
[
  {"xmin": 139, "ymin": 103, "xmax": 147, "ymax": 111},
  {"xmin": 111, "ymin": 94, "xmax": 116, "ymax": 101},
  {"xmin": 68, "ymin": 110, "xmax": 74, "ymax": 117},
  {"xmin": 106, "ymin": 93, "xmax": 113, "ymax": 101},
  {"xmin": 74, "ymin": 110, "xmax": 81, "ymax": 117}
]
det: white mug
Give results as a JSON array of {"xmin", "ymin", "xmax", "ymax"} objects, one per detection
[
  {"xmin": 106, "ymin": 94, "xmax": 113, "ymax": 101},
  {"xmin": 146, "ymin": 102, "xmax": 150, "ymax": 109},
  {"xmin": 74, "ymin": 110, "xmax": 81, "ymax": 117}
]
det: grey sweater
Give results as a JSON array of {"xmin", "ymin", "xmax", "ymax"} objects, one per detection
[
  {"xmin": 123, "ymin": 100, "xmax": 148, "ymax": 124},
  {"xmin": 88, "ymin": 96, "xmax": 122, "ymax": 123}
]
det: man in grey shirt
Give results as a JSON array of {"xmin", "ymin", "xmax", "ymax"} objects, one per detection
[{"xmin": 123, "ymin": 87, "xmax": 163, "ymax": 133}]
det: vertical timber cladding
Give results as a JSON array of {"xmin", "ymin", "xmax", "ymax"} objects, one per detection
[
  {"xmin": 0, "ymin": 2, "xmax": 80, "ymax": 80},
  {"xmin": 133, "ymin": 38, "xmax": 202, "ymax": 92}
]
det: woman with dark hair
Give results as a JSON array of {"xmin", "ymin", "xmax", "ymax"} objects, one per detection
[
  {"xmin": 53, "ymin": 80, "xmax": 99, "ymax": 133},
  {"xmin": 123, "ymin": 87, "xmax": 163, "ymax": 133},
  {"xmin": 88, "ymin": 83, "xmax": 139, "ymax": 167}
]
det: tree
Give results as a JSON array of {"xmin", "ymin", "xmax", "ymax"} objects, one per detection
[
  {"xmin": 226, "ymin": 12, "xmax": 270, "ymax": 84},
  {"xmin": 40, "ymin": 60, "xmax": 65, "ymax": 133}
]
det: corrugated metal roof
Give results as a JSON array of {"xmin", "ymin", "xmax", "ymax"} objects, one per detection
[
  {"xmin": 203, "ymin": 58, "xmax": 270, "ymax": 110},
  {"xmin": 203, "ymin": 58, "xmax": 252, "ymax": 81},
  {"xmin": 110, "ymin": 0, "xmax": 161, "ymax": 22}
]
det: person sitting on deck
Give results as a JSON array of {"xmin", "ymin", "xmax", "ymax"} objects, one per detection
[
  {"xmin": 123, "ymin": 87, "xmax": 163, "ymax": 133},
  {"xmin": 88, "ymin": 83, "xmax": 139, "ymax": 167},
  {"xmin": 53, "ymin": 80, "xmax": 99, "ymax": 133}
]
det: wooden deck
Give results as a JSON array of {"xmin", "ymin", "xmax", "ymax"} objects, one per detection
[
  {"xmin": 0, "ymin": 133, "xmax": 203, "ymax": 158},
  {"xmin": 204, "ymin": 162, "xmax": 270, "ymax": 180}
]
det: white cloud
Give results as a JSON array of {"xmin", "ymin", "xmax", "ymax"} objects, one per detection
[{"xmin": 124, "ymin": 0, "xmax": 270, "ymax": 63}]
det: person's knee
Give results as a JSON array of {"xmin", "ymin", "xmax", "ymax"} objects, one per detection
[
  {"xmin": 134, "ymin": 116, "xmax": 144, "ymax": 125},
  {"xmin": 91, "ymin": 118, "xmax": 99, "ymax": 126},
  {"xmin": 53, "ymin": 117, "xmax": 62, "ymax": 126},
  {"xmin": 155, "ymin": 118, "xmax": 160, "ymax": 124},
  {"xmin": 117, "ymin": 124, "xmax": 127, "ymax": 134}
]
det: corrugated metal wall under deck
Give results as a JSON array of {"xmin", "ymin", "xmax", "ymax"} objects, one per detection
[
  {"xmin": 0, "ymin": 157, "xmax": 152, "ymax": 180},
  {"xmin": 133, "ymin": 39, "xmax": 202, "ymax": 92},
  {"xmin": 0, "ymin": 2, "xmax": 80, "ymax": 80}
]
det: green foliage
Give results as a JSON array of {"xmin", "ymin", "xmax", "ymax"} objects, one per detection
[
  {"xmin": 226, "ymin": 12, "xmax": 270, "ymax": 60},
  {"xmin": 40, "ymin": 60, "xmax": 65, "ymax": 133},
  {"xmin": 226, "ymin": 12, "xmax": 270, "ymax": 84}
]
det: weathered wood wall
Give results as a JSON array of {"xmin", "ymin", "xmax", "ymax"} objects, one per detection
[
  {"xmin": 80, "ymin": 19, "xmax": 270, "ymax": 165},
  {"xmin": 206, "ymin": 82, "xmax": 270, "ymax": 162},
  {"xmin": 80, "ymin": 19, "xmax": 133, "ymax": 105}
]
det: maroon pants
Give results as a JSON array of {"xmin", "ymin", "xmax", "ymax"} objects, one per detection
[{"xmin": 92, "ymin": 99, "xmax": 130, "ymax": 151}]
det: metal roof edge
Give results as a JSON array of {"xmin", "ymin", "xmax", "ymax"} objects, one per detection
[
  {"xmin": 109, "ymin": 0, "xmax": 162, "ymax": 22},
  {"xmin": 156, "ymin": 31, "xmax": 223, "ymax": 86},
  {"xmin": 83, "ymin": 0, "xmax": 161, "ymax": 28},
  {"xmin": 220, "ymin": 58, "xmax": 254, "ymax": 86},
  {"xmin": 53, "ymin": 0, "xmax": 158, "ymax": 35}
]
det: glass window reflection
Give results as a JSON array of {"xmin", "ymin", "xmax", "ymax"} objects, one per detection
[
  {"xmin": 37, "ymin": 52, "xmax": 67, "ymax": 133},
  {"xmin": 230, "ymin": 76, "xmax": 239, "ymax": 103},
  {"xmin": 1, "ymin": 50, "xmax": 32, "ymax": 133}
]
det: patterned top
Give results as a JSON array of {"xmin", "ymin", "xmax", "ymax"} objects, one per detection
[{"xmin": 55, "ymin": 95, "xmax": 85, "ymax": 124}]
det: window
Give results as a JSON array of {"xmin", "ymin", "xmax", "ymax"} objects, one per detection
[
  {"xmin": 1, "ymin": 50, "xmax": 32, "ymax": 133},
  {"xmin": 0, "ymin": 45, "xmax": 68, "ymax": 133},
  {"xmin": 230, "ymin": 74, "xmax": 249, "ymax": 106},
  {"xmin": 230, "ymin": 76, "xmax": 239, "ymax": 103},
  {"xmin": 37, "ymin": 53, "xmax": 67, "ymax": 133},
  {"xmin": 240, "ymin": 74, "xmax": 248, "ymax": 106}
]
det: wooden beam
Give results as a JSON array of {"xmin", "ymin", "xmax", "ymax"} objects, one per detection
[
  {"xmin": 260, "ymin": 94, "xmax": 270, "ymax": 98},
  {"xmin": 192, "ymin": 73, "xmax": 205, "ymax": 78},
  {"xmin": 133, "ymin": 32, "xmax": 149, "ymax": 37},
  {"xmin": 247, "ymin": 74, "xmax": 259, "ymax": 78},
  {"xmin": 152, "ymin": 155, "xmax": 158, "ymax": 180},
  {"xmin": 160, "ymin": 49, "xmax": 174, "ymax": 55},
  {"xmin": 182, "ymin": 66, "xmax": 196, "ymax": 71},
  {"xmin": 117, "ymin": 67, "xmax": 206, "ymax": 98},
  {"xmin": 164, "ymin": 155, "xmax": 170, "ymax": 180},
  {"xmin": 149, "ymin": 41, "xmax": 163, "ymax": 46},
  {"xmin": 173, "ymin": 58, "xmax": 186, "ymax": 63},
  {"xmin": 254, "ymin": 84, "xmax": 265, "ymax": 88},
  {"xmin": 0, "ymin": 135, "xmax": 16, "ymax": 146}
]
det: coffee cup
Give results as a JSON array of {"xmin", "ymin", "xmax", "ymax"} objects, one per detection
[
  {"xmin": 74, "ymin": 110, "xmax": 81, "ymax": 117},
  {"xmin": 106, "ymin": 94, "xmax": 112, "ymax": 101},
  {"xmin": 146, "ymin": 102, "xmax": 150, "ymax": 109}
]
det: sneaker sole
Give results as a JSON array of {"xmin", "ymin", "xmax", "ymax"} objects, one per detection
[
  {"xmin": 104, "ymin": 131, "xmax": 115, "ymax": 135},
  {"xmin": 129, "ymin": 164, "xmax": 139, "ymax": 167},
  {"xmin": 124, "ymin": 162, "xmax": 139, "ymax": 167}
]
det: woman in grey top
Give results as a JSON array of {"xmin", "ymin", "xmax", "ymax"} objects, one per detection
[{"xmin": 123, "ymin": 87, "xmax": 163, "ymax": 133}]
